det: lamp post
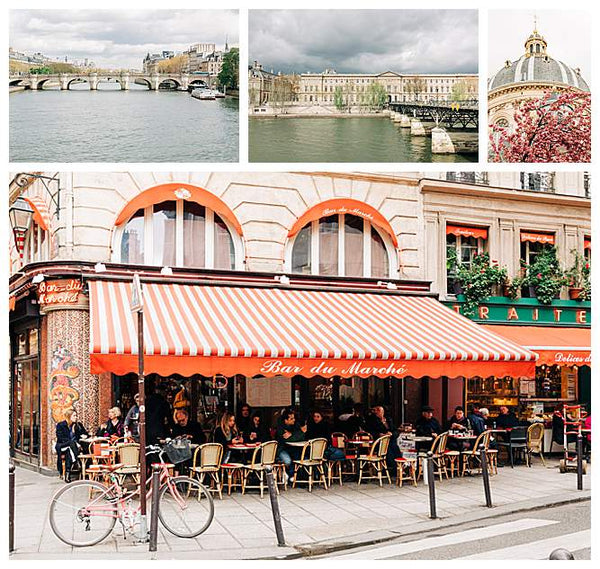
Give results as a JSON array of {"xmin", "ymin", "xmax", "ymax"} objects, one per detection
[{"xmin": 9, "ymin": 197, "xmax": 34, "ymax": 256}]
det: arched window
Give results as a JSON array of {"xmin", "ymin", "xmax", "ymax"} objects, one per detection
[
  {"xmin": 117, "ymin": 200, "xmax": 239, "ymax": 270},
  {"xmin": 288, "ymin": 213, "xmax": 393, "ymax": 278}
]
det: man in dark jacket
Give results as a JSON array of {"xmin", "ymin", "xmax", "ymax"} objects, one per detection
[
  {"xmin": 171, "ymin": 409, "xmax": 206, "ymax": 444},
  {"xmin": 145, "ymin": 384, "xmax": 173, "ymax": 444},
  {"xmin": 414, "ymin": 406, "xmax": 442, "ymax": 452},
  {"xmin": 495, "ymin": 405, "xmax": 519, "ymax": 430},
  {"xmin": 468, "ymin": 404, "xmax": 487, "ymax": 436},
  {"xmin": 276, "ymin": 409, "xmax": 306, "ymax": 480}
]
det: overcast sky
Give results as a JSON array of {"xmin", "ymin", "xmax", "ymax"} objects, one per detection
[
  {"xmin": 249, "ymin": 10, "xmax": 478, "ymax": 74},
  {"xmin": 10, "ymin": 10, "xmax": 239, "ymax": 70},
  {"xmin": 489, "ymin": 10, "xmax": 591, "ymax": 83}
]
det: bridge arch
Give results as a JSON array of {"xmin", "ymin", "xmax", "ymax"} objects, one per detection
[{"xmin": 158, "ymin": 77, "xmax": 181, "ymax": 90}]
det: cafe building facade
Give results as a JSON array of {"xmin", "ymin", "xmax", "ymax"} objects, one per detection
[{"xmin": 9, "ymin": 171, "xmax": 590, "ymax": 471}]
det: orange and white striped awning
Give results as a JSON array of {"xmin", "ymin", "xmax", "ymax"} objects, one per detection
[
  {"xmin": 23, "ymin": 195, "xmax": 51, "ymax": 231},
  {"xmin": 88, "ymin": 281, "xmax": 537, "ymax": 379}
]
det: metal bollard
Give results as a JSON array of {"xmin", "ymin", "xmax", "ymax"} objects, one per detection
[
  {"xmin": 479, "ymin": 445, "xmax": 493, "ymax": 508},
  {"xmin": 9, "ymin": 463, "xmax": 15, "ymax": 553},
  {"xmin": 549, "ymin": 548, "xmax": 575, "ymax": 560},
  {"xmin": 425, "ymin": 452, "xmax": 437, "ymax": 519},
  {"xmin": 148, "ymin": 465, "xmax": 161, "ymax": 552},
  {"xmin": 576, "ymin": 435, "xmax": 583, "ymax": 491},
  {"xmin": 265, "ymin": 466, "xmax": 286, "ymax": 547}
]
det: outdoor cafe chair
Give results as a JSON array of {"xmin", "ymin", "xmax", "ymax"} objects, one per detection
[
  {"xmin": 328, "ymin": 432, "xmax": 356, "ymax": 486},
  {"xmin": 395, "ymin": 456, "xmax": 418, "ymax": 487},
  {"xmin": 190, "ymin": 442, "xmax": 224, "ymax": 499},
  {"xmin": 527, "ymin": 423, "xmax": 546, "ymax": 467},
  {"xmin": 418, "ymin": 432, "xmax": 449, "ymax": 480},
  {"xmin": 241, "ymin": 440, "xmax": 278, "ymax": 497},
  {"xmin": 84, "ymin": 439, "xmax": 116, "ymax": 483},
  {"xmin": 292, "ymin": 438, "xmax": 329, "ymax": 492},
  {"xmin": 114, "ymin": 442, "xmax": 141, "ymax": 488},
  {"xmin": 357, "ymin": 434, "xmax": 392, "ymax": 487},
  {"xmin": 461, "ymin": 431, "xmax": 491, "ymax": 476},
  {"xmin": 497, "ymin": 426, "xmax": 528, "ymax": 468}
]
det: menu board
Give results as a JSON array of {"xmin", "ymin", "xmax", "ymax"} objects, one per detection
[
  {"xmin": 246, "ymin": 376, "xmax": 291, "ymax": 407},
  {"xmin": 519, "ymin": 377, "xmax": 536, "ymax": 397},
  {"xmin": 561, "ymin": 368, "xmax": 577, "ymax": 400}
]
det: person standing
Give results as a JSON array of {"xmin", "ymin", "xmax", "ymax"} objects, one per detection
[{"xmin": 124, "ymin": 393, "xmax": 140, "ymax": 440}]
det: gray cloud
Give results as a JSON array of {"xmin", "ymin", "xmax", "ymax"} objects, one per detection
[
  {"xmin": 10, "ymin": 10, "xmax": 239, "ymax": 70},
  {"xmin": 249, "ymin": 10, "xmax": 478, "ymax": 74}
]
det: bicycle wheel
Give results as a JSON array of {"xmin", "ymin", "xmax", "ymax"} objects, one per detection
[
  {"xmin": 158, "ymin": 476, "xmax": 214, "ymax": 538},
  {"xmin": 49, "ymin": 480, "xmax": 118, "ymax": 547}
]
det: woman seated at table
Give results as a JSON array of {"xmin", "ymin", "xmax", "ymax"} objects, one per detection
[
  {"xmin": 306, "ymin": 410, "xmax": 345, "ymax": 460},
  {"xmin": 445, "ymin": 406, "xmax": 472, "ymax": 451},
  {"xmin": 214, "ymin": 413, "xmax": 243, "ymax": 463},
  {"xmin": 243, "ymin": 411, "xmax": 268, "ymax": 444},
  {"xmin": 95, "ymin": 407, "xmax": 125, "ymax": 440},
  {"xmin": 55, "ymin": 409, "xmax": 88, "ymax": 482}
]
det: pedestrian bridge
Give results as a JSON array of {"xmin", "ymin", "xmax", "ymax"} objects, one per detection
[
  {"xmin": 9, "ymin": 72, "xmax": 195, "ymax": 91},
  {"xmin": 389, "ymin": 100, "xmax": 478, "ymax": 129}
]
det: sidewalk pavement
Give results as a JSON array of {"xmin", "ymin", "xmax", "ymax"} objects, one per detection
[{"xmin": 10, "ymin": 457, "xmax": 591, "ymax": 559}]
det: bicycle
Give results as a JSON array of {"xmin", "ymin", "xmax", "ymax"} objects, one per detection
[{"xmin": 48, "ymin": 443, "xmax": 214, "ymax": 547}]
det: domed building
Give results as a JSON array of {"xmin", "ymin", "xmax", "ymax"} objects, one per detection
[{"xmin": 488, "ymin": 27, "xmax": 590, "ymax": 129}]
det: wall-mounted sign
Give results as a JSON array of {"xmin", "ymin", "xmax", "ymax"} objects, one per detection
[
  {"xmin": 38, "ymin": 279, "xmax": 84, "ymax": 307},
  {"xmin": 446, "ymin": 298, "xmax": 590, "ymax": 327},
  {"xmin": 246, "ymin": 376, "xmax": 291, "ymax": 407}
]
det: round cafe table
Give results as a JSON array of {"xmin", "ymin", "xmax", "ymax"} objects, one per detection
[{"xmin": 286, "ymin": 441, "xmax": 308, "ymax": 447}]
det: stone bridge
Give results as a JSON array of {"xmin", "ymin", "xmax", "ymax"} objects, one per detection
[
  {"xmin": 389, "ymin": 100, "xmax": 479, "ymax": 129},
  {"xmin": 9, "ymin": 72, "xmax": 197, "ymax": 91}
]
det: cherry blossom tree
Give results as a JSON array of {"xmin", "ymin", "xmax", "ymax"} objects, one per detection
[{"xmin": 489, "ymin": 89, "xmax": 591, "ymax": 163}]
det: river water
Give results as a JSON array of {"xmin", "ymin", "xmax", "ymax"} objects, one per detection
[
  {"xmin": 249, "ymin": 117, "xmax": 477, "ymax": 163},
  {"xmin": 9, "ymin": 83, "xmax": 239, "ymax": 162}
]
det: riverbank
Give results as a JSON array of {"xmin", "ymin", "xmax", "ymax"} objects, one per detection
[{"xmin": 251, "ymin": 111, "xmax": 387, "ymax": 119}]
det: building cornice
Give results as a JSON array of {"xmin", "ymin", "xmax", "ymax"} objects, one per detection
[
  {"xmin": 296, "ymin": 171, "xmax": 421, "ymax": 186},
  {"xmin": 420, "ymin": 178, "xmax": 591, "ymax": 208}
]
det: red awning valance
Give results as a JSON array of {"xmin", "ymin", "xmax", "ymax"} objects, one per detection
[
  {"xmin": 288, "ymin": 199, "xmax": 398, "ymax": 247},
  {"xmin": 584, "ymin": 238, "xmax": 591, "ymax": 250},
  {"xmin": 521, "ymin": 232, "xmax": 555, "ymax": 244},
  {"xmin": 23, "ymin": 195, "xmax": 51, "ymax": 231},
  {"xmin": 89, "ymin": 281, "xmax": 536, "ymax": 379},
  {"xmin": 483, "ymin": 325, "xmax": 591, "ymax": 367},
  {"xmin": 114, "ymin": 183, "xmax": 243, "ymax": 235},
  {"xmin": 446, "ymin": 225, "xmax": 488, "ymax": 240}
]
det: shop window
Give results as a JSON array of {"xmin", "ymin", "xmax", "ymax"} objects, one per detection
[
  {"xmin": 118, "ymin": 200, "xmax": 237, "ymax": 270},
  {"xmin": 22, "ymin": 221, "xmax": 49, "ymax": 265},
  {"xmin": 446, "ymin": 227, "xmax": 487, "ymax": 294},
  {"xmin": 289, "ymin": 213, "xmax": 392, "ymax": 278},
  {"xmin": 520, "ymin": 234, "xmax": 555, "ymax": 266}
]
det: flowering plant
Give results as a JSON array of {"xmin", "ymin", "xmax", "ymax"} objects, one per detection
[
  {"xmin": 489, "ymin": 89, "xmax": 591, "ymax": 163},
  {"xmin": 565, "ymin": 250, "xmax": 591, "ymax": 301},
  {"xmin": 520, "ymin": 246, "xmax": 565, "ymax": 304},
  {"xmin": 455, "ymin": 252, "xmax": 508, "ymax": 316}
]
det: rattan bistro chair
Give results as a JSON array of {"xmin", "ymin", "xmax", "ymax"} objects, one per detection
[
  {"xmin": 242, "ymin": 441, "xmax": 278, "ymax": 497},
  {"xmin": 292, "ymin": 438, "xmax": 329, "ymax": 492},
  {"xmin": 357, "ymin": 434, "xmax": 392, "ymax": 487},
  {"xmin": 527, "ymin": 423, "xmax": 546, "ymax": 467},
  {"xmin": 190, "ymin": 443, "xmax": 224, "ymax": 499},
  {"xmin": 114, "ymin": 442, "xmax": 141, "ymax": 488},
  {"xmin": 418, "ymin": 432, "xmax": 450, "ymax": 480},
  {"xmin": 461, "ymin": 431, "xmax": 491, "ymax": 476}
]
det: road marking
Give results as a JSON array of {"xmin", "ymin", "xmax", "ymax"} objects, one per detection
[
  {"xmin": 332, "ymin": 518, "xmax": 559, "ymax": 559},
  {"xmin": 459, "ymin": 530, "xmax": 591, "ymax": 559}
]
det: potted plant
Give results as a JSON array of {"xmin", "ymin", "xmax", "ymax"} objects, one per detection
[
  {"xmin": 455, "ymin": 252, "xmax": 507, "ymax": 316},
  {"xmin": 446, "ymin": 247, "xmax": 463, "ymax": 294},
  {"xmin": 565, "ymin": 250, "xmax": 590, "ymax": 300},
  {"xmin": 522, "ymin": 246, "xmax": 565, "ymax": 304}
]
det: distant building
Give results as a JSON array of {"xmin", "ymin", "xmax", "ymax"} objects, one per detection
[
  {"xmin": 142, "ymin": 50, "xmax": 175, "ymax": 73},
  {"xmin": 249, "ymin": 60, "xmax": 297, "ymax": 107},
  {"xmin": 488, "ymin": 26, "xmax": 590, "ymax": 130}
]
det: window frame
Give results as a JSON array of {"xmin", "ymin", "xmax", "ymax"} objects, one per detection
[
  {"xmin": 113, "ymin": 200, "xmax": 244, "ymax": 270},
  {"xmin": 446, "ymin": 231, "xmax": 487, "ymax": 295},
  {"xmin": 22, "ymin": 221, "xmax": 49, "ymax": 265},
  {"xmin": 285, "ymin": 213, "xmax": 396, "ymax": 278}
]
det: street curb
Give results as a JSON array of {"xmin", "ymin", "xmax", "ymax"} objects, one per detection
[{"xmin": 272, "ymin": 491, "xmax": 591, "ymax": 559}]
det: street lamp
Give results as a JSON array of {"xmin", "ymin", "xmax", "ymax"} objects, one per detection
[{"xmin": 9, "ymin": 197, "xmax": 33, "ymax": 255}]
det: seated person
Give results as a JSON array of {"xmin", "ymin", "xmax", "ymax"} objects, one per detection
[
  {"xmin": 124, "ymin": 393, "xmax": 140, "ymax": 440},
  {"xmin": 55, "ymin": 409, "xmax": 88, "ymax": 482},
  {"xmin": 243, "ymin": 412, "xmax": 268, "ymax": 443},
  {"xmin": 214, "ymin": 413, "xmax": 243, "ymax": 463},
  {"xmin": 495, "ymin": 405, "xmax": 519, "ymax": 430},
  {"xmin": 275, "ymin": 409, "xmax": 307, "ymax": 480},
  {"xmin": 446, "ymin": 406, "xmax": 472, "ymax": 451},
  {"xmin": 171, "ymin": 409, "xmax": 206, "ymax": 445},
  {"xmin": 414, "ymin": 406, "xmax": 442, "ymax": 451},
  {"xmin": 236, "ymin": 403, "xmax": 253, "ymax": 435},
  {"xmin": 365, "ymin": 405, "xmax": 400, "ymax": 470},
  {"xmin": 343, "ymin": 403, "xmax": 366, "ymax": 437},
  {"xmin": 306, "ymin": 410, "xmax": 344, "ymax": 460},
  {"xmin": 96, "ymin": 406, "xmax": 124, "ymax": 439},
  {"xmin": 468, "ymin": 404, "xmax": 487, "ymax": 436}
]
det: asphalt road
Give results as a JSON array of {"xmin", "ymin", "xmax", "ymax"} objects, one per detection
[{"xmin": 321, "ymin": 500, "xmax": 591, "ymax": 560}]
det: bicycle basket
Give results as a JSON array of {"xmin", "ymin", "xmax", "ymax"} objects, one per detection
[{"xmin": 164, "ymin": 438, "xmax": 192, "ymax": 464}]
